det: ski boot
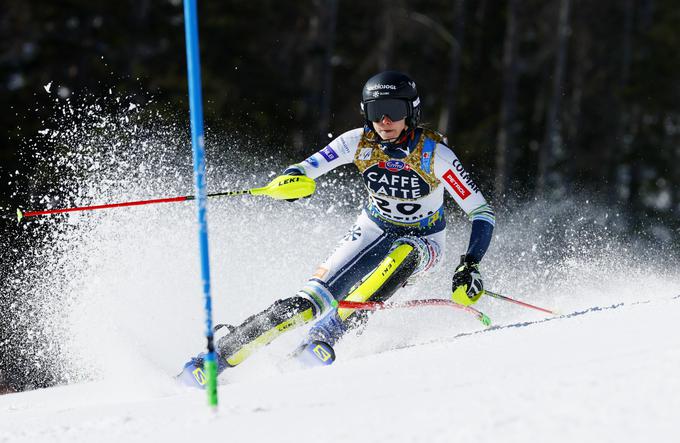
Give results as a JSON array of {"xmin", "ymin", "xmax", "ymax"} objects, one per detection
[
  {"xmin": 176, "ymin": 324, "xmax": 234, "ymax": 389},
  {"xmin": 292, "ymin": 310, "xmax": 344, "ymax": 368},
  {"xmin": 294, "ymin": 340, "xmax": 336, "ymax": 367}
]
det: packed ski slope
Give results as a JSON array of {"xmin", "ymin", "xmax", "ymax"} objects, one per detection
[
  {"xmin": 2, "ymin": 107, "xmax": 679, "ymax": 442},
  {"xmin": 1, "ymin": 293, "xmax": 679, "ymax": 443}
]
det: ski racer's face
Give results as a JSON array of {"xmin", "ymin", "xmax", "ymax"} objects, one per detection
[{"xmin": 373, "ymin": 116, "xmax": 407, "ymax": 141}]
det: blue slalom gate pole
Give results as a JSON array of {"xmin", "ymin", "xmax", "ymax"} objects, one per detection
[{"xmin": 183, "ymin": 0, "xmax": 218, "ymax": 407}]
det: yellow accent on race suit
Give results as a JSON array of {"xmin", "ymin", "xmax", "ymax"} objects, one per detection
[
  {"xmin": 353, "ymin": 127, "xmax": 446, "ymax": 192},
  {"xmin": 251, "ymin": 174, "xmax": 316, "ymax": 200},
  {"xmin": 337, "ymin": 243, "xmax": 414, "ymax": 321},
  {"xmin": 225, "ymin": 308, "xmax": 315, "ymax": 367}
]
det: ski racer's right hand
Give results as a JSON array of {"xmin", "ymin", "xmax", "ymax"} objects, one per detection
[{"xmin": 282, "ymin": 166, "xmax": 307, "ymax": 202}]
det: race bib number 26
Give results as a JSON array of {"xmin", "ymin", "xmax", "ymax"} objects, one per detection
[{"xmin": 371, "ymin": 196, "xmax": 422, "ymax": 217}]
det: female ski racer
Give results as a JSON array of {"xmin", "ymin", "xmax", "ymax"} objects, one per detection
[{"xmin": 179, "ymin": 71, "xmax": 495, "ymax": 386}]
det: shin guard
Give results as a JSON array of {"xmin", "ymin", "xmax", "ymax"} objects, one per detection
[{"xmin": 216, "ymin": 296, "xmax": 316, "ymax": 367}]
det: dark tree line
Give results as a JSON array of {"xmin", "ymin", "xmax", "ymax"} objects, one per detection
[{"xmin": 2, "ymin": 0, "xmax": 679, "ymax": 224}]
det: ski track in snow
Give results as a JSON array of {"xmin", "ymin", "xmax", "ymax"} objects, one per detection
[
  {"xmin": 375, "ymin": 293, "xmax": 680, "ymax": 354},
  {"xmin": 1, "ymin": 294, "xmax": 679, "ymax": 443}
]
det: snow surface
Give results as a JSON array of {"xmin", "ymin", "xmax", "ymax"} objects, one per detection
[
  {"xmin": 3, "ymin": 102, "xmax": 680, "ymax": 442},
  {"xmin": 1, "ymin": 295, "xmax": 679, "ymax": 443}
]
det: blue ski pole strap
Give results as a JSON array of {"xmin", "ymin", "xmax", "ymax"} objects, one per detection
[{"xmin": 421, "ymin": 137, "xmax": 435, "ymax": 173}]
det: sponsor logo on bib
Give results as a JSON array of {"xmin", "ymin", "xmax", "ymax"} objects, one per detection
[
  {"xmin": 364, "ymin": 163, "xmax": 430, "ymax": 199},
  {"xmin": 378, "ymin": 160, "xmax": 411, "ymax": 172}
]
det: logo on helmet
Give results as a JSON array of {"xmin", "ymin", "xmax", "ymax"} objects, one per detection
[{"xmin": 367, "ymin": 83, "xmax": 397, "ymax": 91}]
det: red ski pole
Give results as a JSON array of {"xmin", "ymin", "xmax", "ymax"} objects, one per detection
[
  {"xmin": 16, "ymin": 175, "xmax": 316, "ymax": 222},
  {"xmin": 485, "ymin": 290, "xmax": 558, "ymax": 315},
  {"xmin": 17, "ymin": 195, "xmax": 194, "ymax": 221}
]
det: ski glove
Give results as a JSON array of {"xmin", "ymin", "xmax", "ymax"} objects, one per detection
[
  {"xmin": 282, "ymin": 166, "xmax": 306, "ymax": 202},
  {"xmin": 451, "ymin": 255, "xmax": 484, "ymax": 306}
]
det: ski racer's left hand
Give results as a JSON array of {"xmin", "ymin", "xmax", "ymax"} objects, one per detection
[{"xmin": 451, "ymin": 255, "xmax": 484, "ymax": 306}]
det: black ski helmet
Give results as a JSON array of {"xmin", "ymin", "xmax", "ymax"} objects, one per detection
[{"xmin": 360, "ymin": 71, "xmax": 421, "ymax": 129}]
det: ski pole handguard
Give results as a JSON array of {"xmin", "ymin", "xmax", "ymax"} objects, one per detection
[
  {"xmin": 250, "ymin": 175, "xmax": 316, "ymax": 200},
  {"xmin": 336, "ymin": 299, "xmax": 492, "ymax": 326}
]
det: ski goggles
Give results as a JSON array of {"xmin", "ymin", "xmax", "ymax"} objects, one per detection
[{"xmin": 363, "ymin": 99, "xmax": 410, "ymax": 122}]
